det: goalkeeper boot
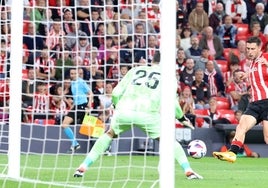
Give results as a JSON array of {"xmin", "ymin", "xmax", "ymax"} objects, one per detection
[
  {"xmin": 186, "ymin": 171, "xmax": 203, "ymax": 180},
  {"xmin": 213, "ymin": 151, "xmax": 236, "ymax": 163},
  {"xmin": 73, "ymin": 168, "xmax": 85, "ymax": 178},
  {"xmin": 67, "ymin": 144, "xmax": 81, "ymax": 153}
]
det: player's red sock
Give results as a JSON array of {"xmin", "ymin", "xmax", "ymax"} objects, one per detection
[{"xmin": 230, "ymin": 140, "xmax": 243, "ymax": 154}]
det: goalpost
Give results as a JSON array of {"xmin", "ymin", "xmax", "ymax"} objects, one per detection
[{"xmin": 0, "ymin": 0, "xmax": 177, "ymax": 187}]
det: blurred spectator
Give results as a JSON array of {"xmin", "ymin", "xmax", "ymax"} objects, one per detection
[
  {"xmin": 217, "ymin": 15, "xmax": 238, "ymax": 48},
  {"xmin": 147, "ymin": 0, "xmax": 161, "ymax": 33},
  {"xmin": 50, "ymin": 36, "xmax": 68, "ymax": 59},
  {"xmin": 175, "ymin": 35, "xmax": 182, "ymax": 51},
  {"xmin": 0, "ymin": 38, "xmax": 10, "ymax": 79},
  {"xmin": 225, "ymin": 0, "xmax": 248, "ymax": 23},
  {"xmin": 99, "ymin": 36, "xmax": 115, "ymax": 61},
  {"xmin": 100, "ymin": 0, "xmax": 116, "ymax": 21},
  {"xmin": 185, "ymin": 35, "xmax": 202, "ymax": 63},
  {"xmin": 204, "ymin": 60, "xmax": 225, "ymax": 97},
  {"xmin": 107, "ymin": 12, "xmax": 128, "ymax": 39},
  {"xmin": 188, "ymin": 2, "xmax": 209, "ymax": 35},
  {"xmin": 135, "ymin": 9, "xmax": 156, "ymax": 34},
  {"xmin": 194, "ymin": 47, "xmax": 222, "ymax": 74},
  {"xmin": 179, "ymin": 85, "xmax": 195, "ymax": 115},
  {"xmin": 106, "ymin": 47, "xmax": 119, "ymax": 81},
  {"xmin": 88, "ymin": 8, "xmax": 103, "ymax": 36},
  {"xmin": 65, "ymin": 22, "xmax": 85, "ymax": 49},
  {"xmin": 180, "ymin": 26, "xmax": 192, "ymax": 51},
  {"xmin": 88, "ymin": 46, "xmax": 104, "ymax": 79},
  {"xmin": 120, "ymin": 35, "xmax": 134, "ymax": 65},
  {"xmin": 99, "ymin": 82, "xmax": 114, "ymax": 110},
  {"xmin": 35, "ymin": 46, "xmax": 56, "ymax": 81},
  {"xmin": 76, "ymin": 0, "xmax": 90, "ymax": 21},
  {"xmin": 23, "ymin": 22, "xmax": 44, "ymax": 53},
  {"xmin": 206, "ymin": 97, "xmax": 231, "ymax": 126},
  {"xmin": 180, "ymin": 58, "xmax": 195, "ymax": 86},
  {"xmin": 32, "ymin": 81, "xmax": 51, "ymax": 120},
  {"xmin": 62, "ymin": 8, "xmax": 75, "ymax": 35},
  {"xmin": 72, "ymin": 32, "xmax": 91, "ymax": 60},
  {"xmin": 226, "ymin": 69, "xmax": 248, "ymax": 111},
  {"xmin": 199, "ymin": 26, "xmax": 224, "ymax": 60},
  {"xmin": 51, "ymin": 83, "xmax": 73, "ymax": 124},
  {"xmin": 119, "ymin": 65, "xmax": 129, "ymax": 80},
  {"xmin": 50, "ymin": 0, "xmax": 67, "ymax": 20},
  {"xmin": 176, "ymin": 0, "xmax": 187, "ymax": 31},
  {"xmin": 92, "ymin": 78, "xmax": 104, "ymax": 110},
  {"xmin": 92, "ymin": 22, "xmax": 105, "ymax": 48},
  {"xmin": 133, "ymin": 22, "xmax": 147, "ymax": 63},
  {"xmin": 237, "ymin": 39, "xmax": 247, "ymax": 61},
  {"xmin": 220, "ymin": 130, "xmax": 260, "ymax": 158},
  {"xmin": 191, "ymin": 69, "xmax": 211, "ymax": 109},
  {"xmin": 209, "ymin": 2, "xmax": 226, "ymax": 33},
  {"xmin": 176, "ymin": 47, "xmax": 186, "ymax": 73},
  {"xmin": 55, "ymin": 46, "xmax": 73, "ymax": 80},
  {"xmin": 247, "ymin": 22, "xmax": 267, "ymax": 50},
  {"xmin": 30, "ymin": 0, "xmax": 47, "ymax": 32},
  {"xmin": 22, "ymin": 68, "xmax": 35, "ymax": 108},
  {"xmin": 147, "ymin": 34, "xmax": 159, "ymax": 63},
  {"xmin": 46, "ymin": 18, "xmax": 65, "ymax": 49},
  {"xmin": 224, "ymin": 53, "xmax": 240, "ymax": 87},
  {"xmin": 250, "ymin": 2, "xmax": 268, "ymax": 33}
]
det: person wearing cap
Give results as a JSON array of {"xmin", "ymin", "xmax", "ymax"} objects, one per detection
[{"xmin": 62, "ymin": 8, "xmax": 74, "ymax": 35}]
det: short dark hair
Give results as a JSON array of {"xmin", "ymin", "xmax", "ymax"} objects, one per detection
[{"xmin": 246, "ymin": 36, "xmax": 262, "ymax": 46}]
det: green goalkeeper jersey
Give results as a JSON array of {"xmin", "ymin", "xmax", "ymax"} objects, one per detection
[{"xmin": 112, "ymin": 65, "xmax": 183, "ymax": 119}]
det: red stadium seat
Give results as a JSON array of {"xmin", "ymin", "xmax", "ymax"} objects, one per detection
[
  {"xmin": 223, "ymin": 48, "xmax": 239, "ymax": 62},
  {"xmin": 263, "ymin": 53, "xmax": 268, "ymax": 60},
  {"xmin": 216, "ymin": 59, "xmax": 229, "ymax": 73},
  {"xmin": 235, "ymin": 24, "xmax": 249, "ymax": 42},
  {"xmin": 217, "ymin": 109, "xmax": 238, "ymax": 124},
  {"xmin": 214, "ymin": 97, "xmax": 230, "ymax": 110}
]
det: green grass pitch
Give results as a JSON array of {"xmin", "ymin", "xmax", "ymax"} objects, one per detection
[{"xmin": 0, "ymin": 154, "xmax": 268, "ymax": 188}]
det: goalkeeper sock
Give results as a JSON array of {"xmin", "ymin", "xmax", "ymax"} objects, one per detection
[
  {"xmin": 82, "ymin": 134, "xmax": 112, "ymax": 168},
  {"xmin": 64, "ymin": 127, "xmax": 78, "ymax": 147},
  {"xmin": 174, "ymin": 141, "xmax": 192, "ymax": 173}
]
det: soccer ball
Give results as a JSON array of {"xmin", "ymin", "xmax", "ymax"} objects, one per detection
[{"xmin": 187, "ymin": 140, "xmax": 207, "ymax": 159}]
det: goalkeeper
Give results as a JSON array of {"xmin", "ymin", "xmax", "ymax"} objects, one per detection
[{"xmin": 74, "ymin": 51, "xmax": 203, "ymax": 179}]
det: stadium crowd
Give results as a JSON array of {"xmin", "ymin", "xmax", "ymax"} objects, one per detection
[{"xmin": 0, "ymin": 0, "xmax": 268, "ymax": 127}]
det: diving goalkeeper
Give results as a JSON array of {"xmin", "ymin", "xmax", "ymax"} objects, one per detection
[{"xmin": 74, "ymin": 51, "xmax": 203, "ymax": 180}]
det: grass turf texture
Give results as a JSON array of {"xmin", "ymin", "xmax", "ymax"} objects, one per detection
[{"xmin": 0, "ymin": 154, "xmax": 268, "ymax": 188}]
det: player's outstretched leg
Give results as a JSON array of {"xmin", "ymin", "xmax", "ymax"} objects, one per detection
[
  {"xmin": 73, "ymin": 134, "xmax": 112, "ymax": 178},
  {"xmin": 174, "ymin": 141, "xmax": 203, "ymax": 179}
]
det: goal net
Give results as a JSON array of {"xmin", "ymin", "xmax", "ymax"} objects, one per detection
[{"xmin": 0, "ymin": 0, "xmax": 176, "ymax": 187}]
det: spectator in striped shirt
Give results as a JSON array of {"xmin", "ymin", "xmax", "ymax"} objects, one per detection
[{"xmin": 213, "ymin": 36, "xmax": 268, "ymax": 162}]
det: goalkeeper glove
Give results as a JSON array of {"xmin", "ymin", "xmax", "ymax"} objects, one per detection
[{"xmin": 178, "ymin": 115, "xmax": 195, "ymax": 130}]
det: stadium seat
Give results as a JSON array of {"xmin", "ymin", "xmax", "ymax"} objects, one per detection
[
  {"xmin": 214, "ymin": 97, "xmax": 230, "ymax": 109},
  {"xmin": 235, "ymin": 23, "xmax": 249, "ymax": 42},
  {"xmin": 223, "ymin": 48, "xmax": 239, "ymax": 62},
  {"xmin": 216, "ymin": 59, "xmax": 229, "ymax": 73},
  {"xmin": 217, "ymin": 109, "xmax": 238, "ymax": 124},
  {"xmin": 263, "ymin": 53, "xmax": 268, "ymax": 60}
]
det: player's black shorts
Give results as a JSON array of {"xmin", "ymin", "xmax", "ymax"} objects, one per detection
[
  {"xmin": 66, "ymin": 103, "xmax": 87, "ymax": 124},
  {"xmin": 244, "ymin": 99, "xmax": 268, "ymax": 124}
]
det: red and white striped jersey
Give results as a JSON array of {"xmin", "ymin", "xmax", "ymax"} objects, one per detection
[{"xmin": 248, "ymin": 53, "xmax": 268, "ymax": 102}]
